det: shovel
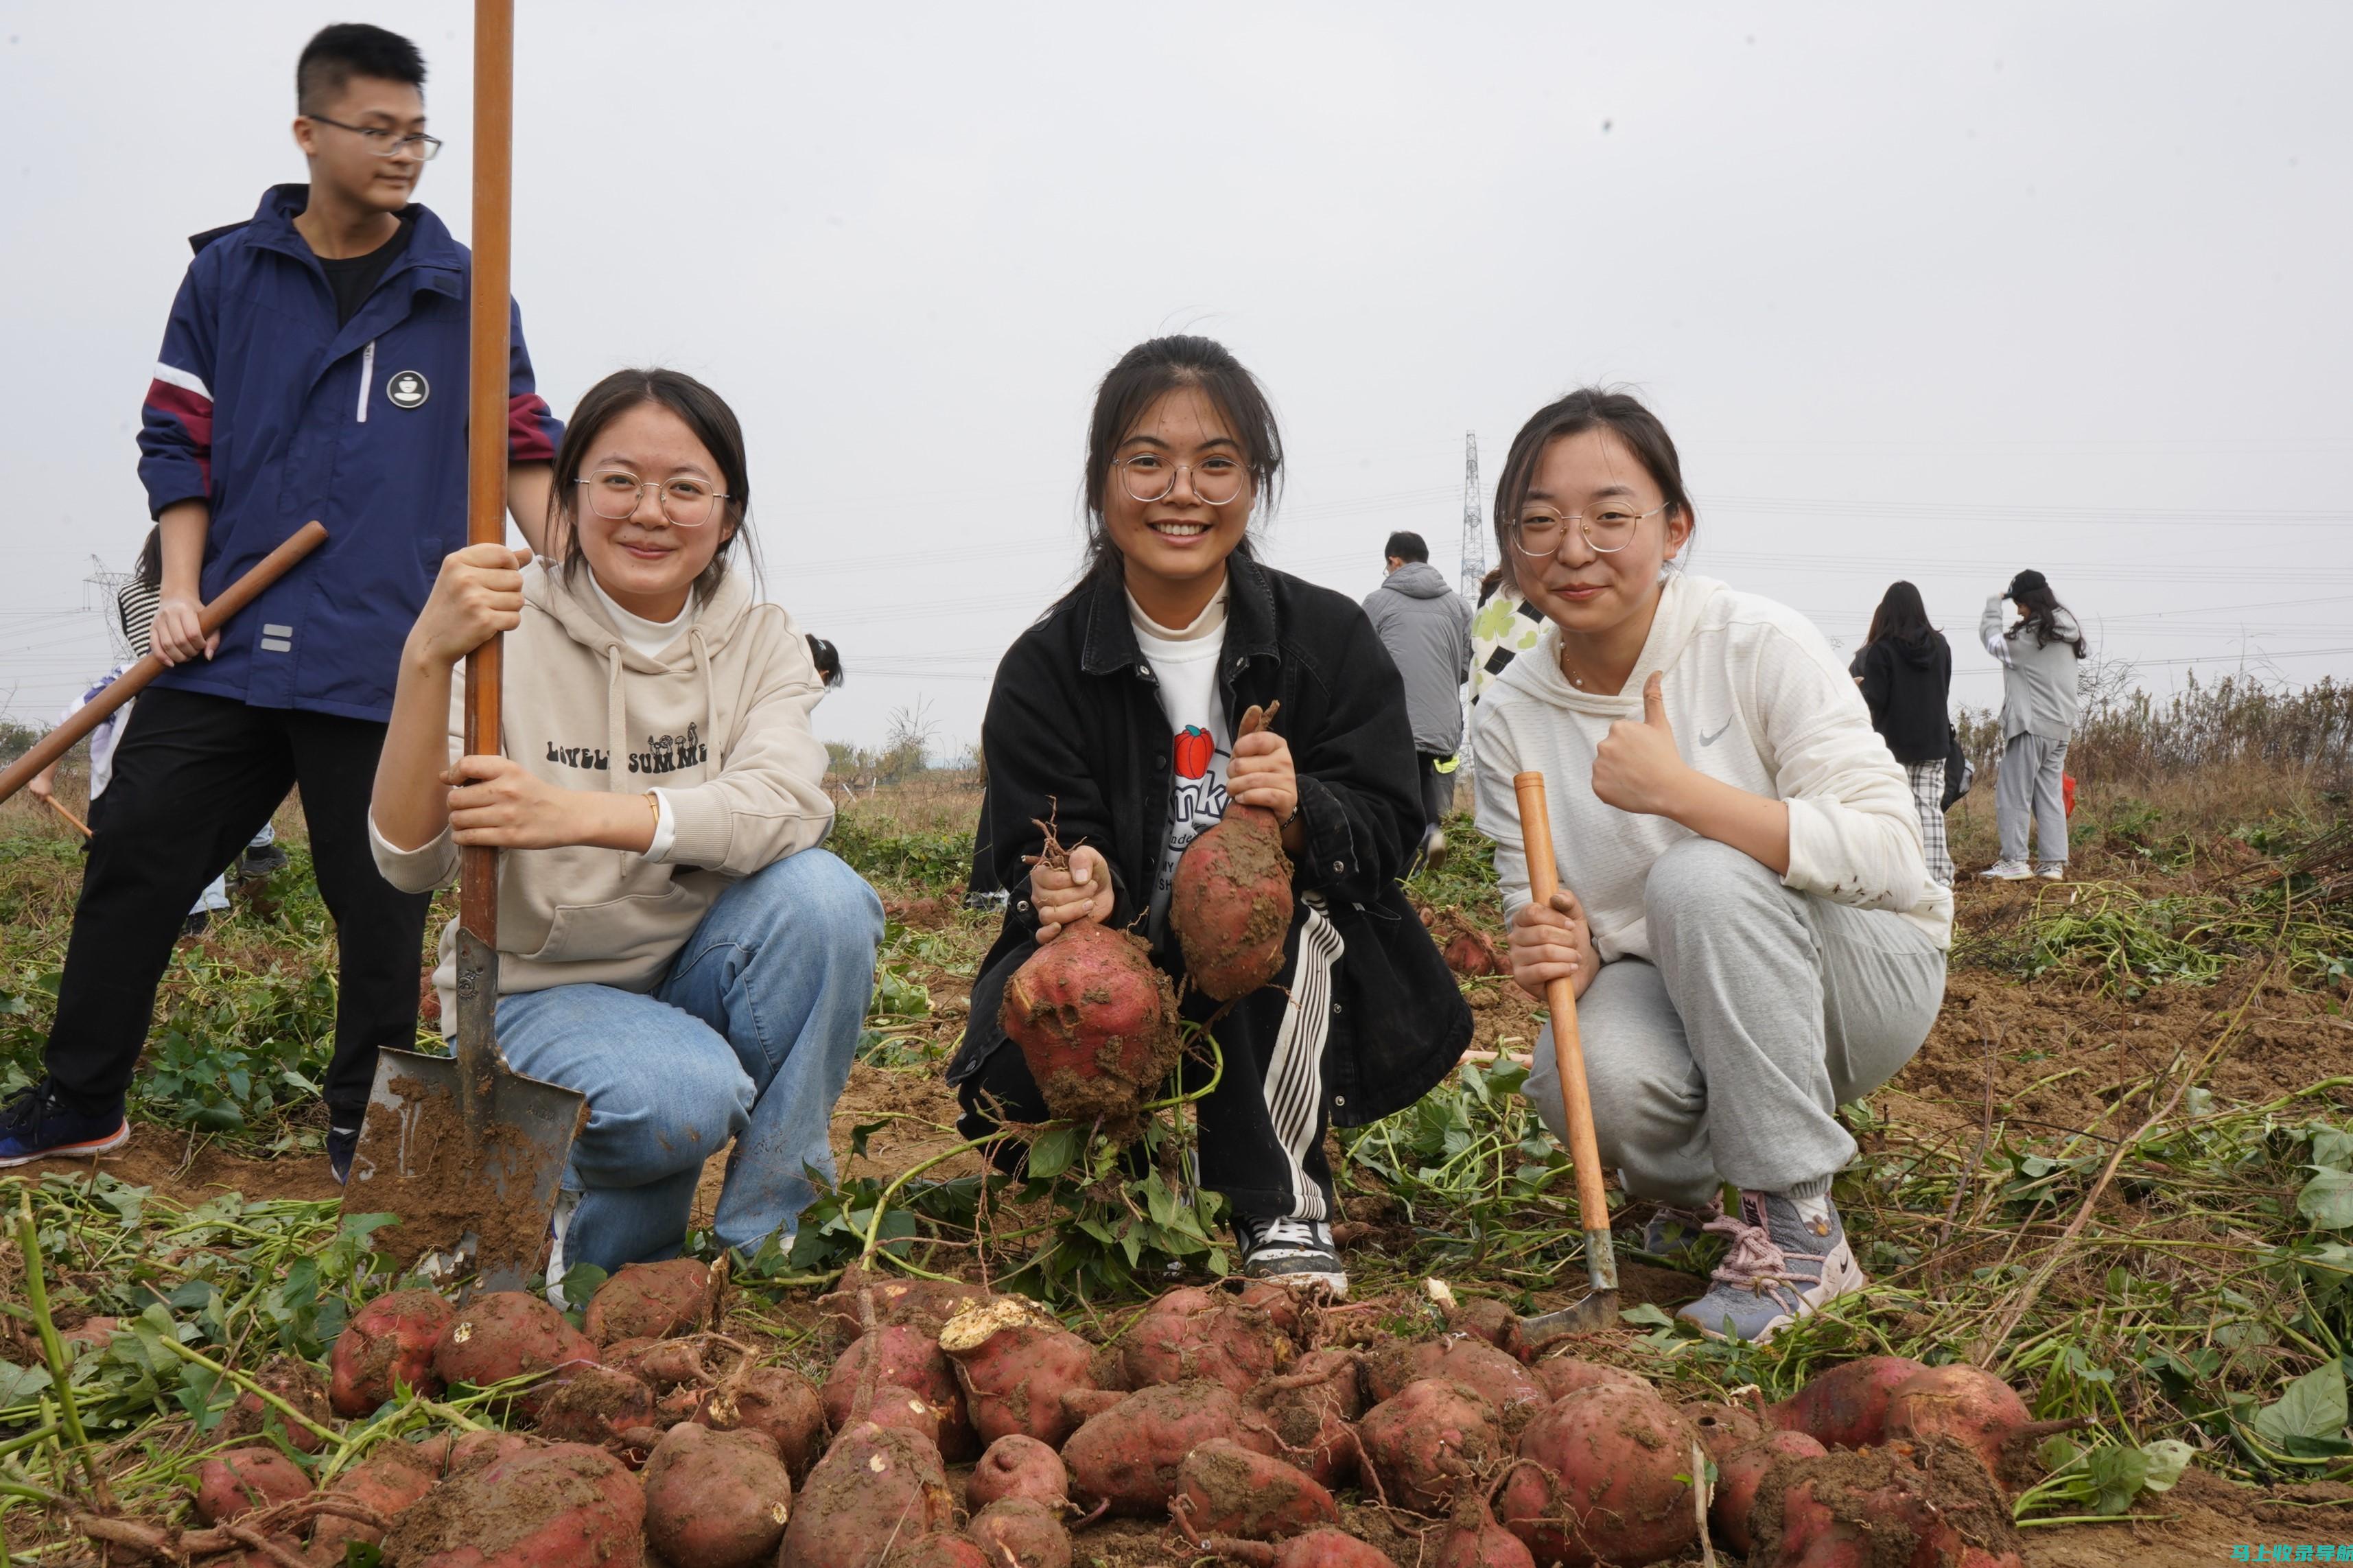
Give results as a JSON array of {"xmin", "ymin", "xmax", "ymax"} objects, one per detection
[
  {"xmin": 1510, "ymin": 770, "xmax": 1620, "ymax": 1346},
  {"xmin": 343, "ymin": 0, "xmax": 586, "ymax": 1294}
]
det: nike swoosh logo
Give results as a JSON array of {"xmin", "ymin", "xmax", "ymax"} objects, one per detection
[{"xmin": 1700, "ymin": 721, "xmax": 1732, "ymax": 746}]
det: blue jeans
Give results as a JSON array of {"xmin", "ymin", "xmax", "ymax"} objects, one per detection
[{"xmin": 493, "ymin": 848, "xmax": 883, "ymax": 1272}]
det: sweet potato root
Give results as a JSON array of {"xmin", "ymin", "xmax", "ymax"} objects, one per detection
[
  {"xmin": 432, "ymin": 1290, "xmax": 596, "ymax": 1392},
  {"xmin": 601, "ymin": 1334, "xmax": 712, "ymax": 1391},
  {"xmin": 1245, "ymin": 1348, "xmax": 1363, "ymax": 1489},
  {"xmin": 583, "ymin": 1256, "xmax": 719, "ymax": 1344},
  {"xmin": 330, "ymin": 1288, "xmax": 455, "ymax": 1415},
  {"xmin": 642, "ymin": 1420, "xmax": 795, "ymax": 1568},
  {"xmin": 1746, "ymin": 1441, "xmax": 2022, "ymax": 1568},
  {"xmin": 1712, "ymin": 1431, "xmax": 1825, "ymax": 1554},
  {"xmin": 1527, "ymin": 1357, "xmax": 1652, "ymax": 1406},
  {"xmin": 700, "ymin": 1363, "xmax": 828, "ymax": 1482},
  {"xmin": 312, "ymin": 1444, "xmax": 438, "ymax": 1555},
  {"xmin": 1498, "ymin": 1384, "xmax": 1698, "ymax": 1567},
  {"xmin": 1121, "ymin": 1286, "xmax": 1289, "ymax": 1398},
  {"xmin": 533, "ymin": 1364, "xmax": 657, "ymax": 1447},
  {"xmin": 860, "ymin": 1382, "xmax": 957, "ymax": 1452},
  {"xmin": 1179, "ymin": 1525, "xmax": 1396, "ymax": 1568},
  {"xmin": 1173, "ymin": 1438, "xmax": 1340, "ymax": 1539},
  {"xmin": 1681, "ymin": 1400, "xmax": 1768, "ymax": 1462},
  {"xmin": 776, "ymin": 1421, "xmax": 955, "ymax": 1568},
  {"xmin": 1430, "ymin": 1487, "xmax": 1537, "ymax": 1568},
  {"xmin": 1761, "ymin": 1355, "xmax": 1928, "ymax": 1451},
  {"xmin": 968, "ymin": 1497, "xmax": 1073, "ymax": 1568},
  {"xmin": 1366, "ymin": 1338, "xmax": 1545, "ymax": 1431},
  {"xmin": 967, "ymin": 1435, "xmax": 1069, "ymax": 1511},
  {"xmin": 1169, "ymin": 705, "xmax": 1294, "ymax": 1001},
  {"xmin": 382, "ymin": 1440, "xmax": 645, "ymax": 1567},
  {"xmin": 192, "ymin": 1448, "xmax": 312, "ymax": 1525},
  {"xmin": 895, "ymin": 1534, "xmax": 995, "ymax": 1568},
  {"xmin": 213, "ymin": 1354, "xmax": 333, "ymax": 1453},
  {"xmin": 999, "ymin": 920, "xmax": 1179, "ymax": 1129},
  {"xmin": 817, "ymin": 1269, "xmax": 994, "ymax": 1345},
  {"xmin": 939, "ymin": 1297, "xmax": 1099, "ymax": 1449},
  {"xmin": 1060, "ymin": 1380, "xmax": 1270, "ymax": 1517},
  {"xmin": 1883, "ymin": 1364, "xmax": 2081, "ymax": 1493},
  {"xmin": 824, "ymin": 1323, "xmax": 976, "ymax": 1458},
  {"xmin": 1359, "ymin": 1379, "xmax": 1506, "ymax": 1515}
]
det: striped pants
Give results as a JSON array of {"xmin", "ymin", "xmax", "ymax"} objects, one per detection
[{"xmin": 1906, "ymin": 759, "xmax": 1953, "ymax": 887}]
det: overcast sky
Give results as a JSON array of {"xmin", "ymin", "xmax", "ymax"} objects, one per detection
[{"xmin": 2, "ymin": 3, "xmax": 2346, "ymax": 753}]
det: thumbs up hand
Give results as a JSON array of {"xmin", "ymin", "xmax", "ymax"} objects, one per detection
[{"xmin": 1592, "ymin": 671, "xmax": 1694, "ymax": 817}]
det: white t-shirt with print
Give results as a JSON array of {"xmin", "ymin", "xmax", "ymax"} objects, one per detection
[{"xmin": 1130, "ymin": 585, "xmax": 1232, "ymax": 935}]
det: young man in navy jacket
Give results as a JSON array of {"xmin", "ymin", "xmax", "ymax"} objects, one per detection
[{"xmin": 0, "ymin": 24, "xmax": 563, "ymax": 1177}]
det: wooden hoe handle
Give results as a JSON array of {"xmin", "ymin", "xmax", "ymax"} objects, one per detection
[{"xmin": 1512, "ymin": 771, "xmax": 1611, "ymax": 1238}]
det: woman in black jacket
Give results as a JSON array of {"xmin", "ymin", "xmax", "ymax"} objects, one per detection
[
  {"xmin": 950, "ymin": 336, "xmax": 1471, "ymax": 1296},
  {"xmin": 1852, "ymin": 581, "xmax": 1954, "ymax": 885}
]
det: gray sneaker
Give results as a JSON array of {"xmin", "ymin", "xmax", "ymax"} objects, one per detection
[
  {"xmin": 1639, "ymin": 1195, "xmax": 1723, "ymax": 1265},
  {"xmin": 1675, "ymin": 1189, "xmax": 1865, "ymax": 1344}
]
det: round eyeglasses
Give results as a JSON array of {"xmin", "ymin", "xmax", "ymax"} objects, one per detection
[
  {"xmin": 576, "ymin": 470, "xmax": 730, "ymax": 528},
  {"xmin": 305, "ymin": 115, "xmax": 444, "ymax": 161},
  {"xmin": 1116, "ymin": 452, "xmax": 1248, "ymax": 506},
  {"xmin": 1508, "ymin": 501, "xmax": 1673, "ymax": 559}
]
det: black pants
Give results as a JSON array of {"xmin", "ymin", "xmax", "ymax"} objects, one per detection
[
  {"xmin": 49, "ymin": 688, "xmax": 430, "ymax": 1125},
  {"xmin": 1416, "ymin": 753, "xmax": 1455, "ymax": 828},
  {"xmin": 956, "ymin": 903, "xmax": 1348, "ymax": 1223}
]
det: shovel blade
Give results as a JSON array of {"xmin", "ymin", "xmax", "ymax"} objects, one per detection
[
  {"xmin": 1516, "ymin": 1290, "xmax": 1622, "ymax": 1350},
  {"xmin": 344, "ymin": 1046, "xmax": 587, "ymax": 1294}
]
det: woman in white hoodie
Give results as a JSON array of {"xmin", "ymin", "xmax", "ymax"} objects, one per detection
[
  {"xmin": 371, "ymin": 368, "xmax": 882, "ymax": 1280},
  {"xmin": 1473, "ymin": 389, "xmax": 1949, "ymax": 1345}
]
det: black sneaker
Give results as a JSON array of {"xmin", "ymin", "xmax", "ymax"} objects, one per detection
[
  {"xmin": 1235, "ymin": 1215, "xmax": 1348, "ymax": 1298},
  {"xmin": 0, "ymin": 1081, "xmax": 130, "ymax": 1167},
  {"xmin": 237, "ymin": 841, "xmax": 291, "ymax": 880},
  {"xmin": 327, "ymin": 1123, "xmax": 362, "ymax": 1185},
  {"xmin": 181, "ymin": 911, "xmax": 209, "ymax": 939}
]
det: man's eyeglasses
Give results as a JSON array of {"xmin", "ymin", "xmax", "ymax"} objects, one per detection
[{"xmin": 307, "ymin": 115, "xmax": 444, "ymax": 161}]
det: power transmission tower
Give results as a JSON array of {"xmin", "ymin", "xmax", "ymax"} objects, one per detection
[{"xmin": 1457, "ymin": 432, "xmax": 1484, "ymax": 601}]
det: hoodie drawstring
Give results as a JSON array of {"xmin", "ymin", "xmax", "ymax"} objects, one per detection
[{"xmin": 603, "ymin": 645, "xmax": 631, "ymax": 872}]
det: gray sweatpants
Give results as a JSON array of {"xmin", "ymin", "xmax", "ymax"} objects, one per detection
[
  {"xmin": 1997, "ymin": 732, "xmax": 2069, "ymax": 867},
  {"xmin": 1522, "ymin": 838, "xmax": 1947, "ymax": 1207}
]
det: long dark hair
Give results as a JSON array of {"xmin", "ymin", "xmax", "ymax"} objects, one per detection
[
  {"xmin": 136, "ymin": 527, "xmax": 163, "ymax": 590},
  {"xmin": 1070, "ymin": 336, "xmax": 1283, "ymax": 595},
  {"xmin": 549, "ymin": 368, "xmax": 757, "ymax": 598},
  {"xmin": 2008, "ymin": 571, "xmax": 2089, "ymax": 659},
  {"xmin": 1864, "ymin": 581, "xmax": 1934, "ymax": 648},
  {"xmin": 1491, "ymin": 388, "xmax": 1693, "ymax": 593}
]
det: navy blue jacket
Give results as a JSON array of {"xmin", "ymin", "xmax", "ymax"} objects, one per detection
[{"xmin": 137, "ymin": 185, "xmax": 561, "ymax": 723}]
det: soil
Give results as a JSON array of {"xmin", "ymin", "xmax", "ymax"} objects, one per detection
[
  {"xmin": 353, "ymin": 1070, "xmax": 581, "ymax": 1284},
  {"xmin": 13, "ymin": 1131, "xmax": 344, "ymax": 1204}
]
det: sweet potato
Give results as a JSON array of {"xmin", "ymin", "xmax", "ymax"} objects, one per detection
[
  {"xmin": 1060, "ymin": 1380, "xmax": 1270, "ymax": 1516},
  {"xmin": 381, "ymin": 1440, "xmax": 644, "ymax": 1567},
  {"xmin": 1169, "ymin": 705, "xmax": 1293, "ymax": 1001},
  {"xmin": 432, "ymin": 1290, "xmax": 596, "ymax": 1392},
  {"xmin": 192, "ymin": 1447, "xmax": 311, "ymax": 1525},
  {"xmin": 1173, "ymin": 1438, "xmax": 1339, "ymax": 1539},
  {"xmin": 895, "ymin": 1535, "xmax": 995, "ymax": 1568},
  {"xmin": 701, "ymin": 1363, "xmax": 828, "ymax": 1481},
  {"xmin": 1499, "ymin": 1384, "xmax": 1698, "ymax": 1567},
  {"xmin": 1711, "ymin": 1431, "xmax": 1826, "ymax": 1554},
  {"xmin": 939, "ymin": 1297, "xmax": 1099, "ymax": 1449},
  {"xmin": 1121, "ymin": 1286, "xmax": 1289, "ymax": 1398},
  {"xmin": 642, "ymin": 1420, "xmax": 795, "ymax": 1568},
  {"xmin": 1747, "ymin": 1442, "xmax": 2022, "ymax": 1568},
  {"xmin": 1443, "ymin": 1298, "xmax": 1526, "ymax": 1359},
  {"xmin": 1360, "ymin": 1379, "xmax": 1505, "ymax": 1515},
  {"xmin": 213, "ymin": 1354, "xmax": 333, "ymax": 1453},
  {"xmin": 447, "ymin": 1428, "xmax": 537, "ymax": 1475},
  {"xmin": 312, "ymin": 1443, "xmax": 439, "ymax": 1554},
  {"xmin": 330, "ymin": 1288, "xmax": 455, "ymax": 1415},
  {"xmin": 534, "ymin": 1364, "xmax": 657, "ymax": 1447},
  {"xmin": 860, "ymin": 1381, "xmax": 957, "ymax": 1451},
  {"xmin": 817, "ymin": 1269, "xmax": 993, "ymax": 1345},
  {"xmin": 966, "ymin": 1434, "xmax": 1068, "ymax": 1511},
  {"xmin": 968, "ymin": 1497, "xmax": 1072, "ymax": 1568},
  {"xmin": 601, "ymin": 1334, "xmax": 712, "ymax": 1390},
  {"xmin": 1000, "ymin": 917, "xmax": 1180, "ymax": 1129},
  {"xmin": 1246, "ymin": 1348, "xmax": 1364, "ymax": 1490},
  {"xmin": 1762, "ymin": 1355, "xmax": 1928, "ymax": 1451},
  {"xmin": 1430, "ymin": 1488, "xmax": 1537, "ymax": 1568},
  {"xmin": 823, "ymin": 1322, "xmax": 976, "ymax": 1460},
  {"xmin": 1681, "ymin": 1400, "xmax": 1767, "ymax": 1462},
  {"xmin": 1228, "ymin": 1278, "xmax": 1313, "ymax": 1344},
  {"xmin": 777, "ymin": 1421, "xmax": 955, "ymax": 1568},
  {"xmin": 583, "ymin": 1256, "xmax": 719, "ymax": 1344},
  {"xmin": 1180, "ymin": 1526, "xmax": 1396, "ymax": 1568},
  {"xmin": 1366, "ymin": 1338, "xmax": 1544, "ymax": 1431},
  {"xmin": 1883, "ymin": 1364, "xmax": 2081, "ymax": 1492},
  {"xmin": 1527, "ymin": 1357, "xmax": 1652, "ymax": 1406}
]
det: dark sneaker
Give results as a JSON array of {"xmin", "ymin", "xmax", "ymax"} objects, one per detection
[
  {"xmin": 181, "ymin": 911, "xmax": 210, "ymax": 939},
  {"xmin": 237, "ymin": 841, "xmax": 291, "ymax": 880},
  {"xmin": 1676, "ymin": 1189, "xmax": 1865, "ymax": 1345},
  {"xmin": 1639, "ymin": 1194, "xmax": 1724, "ymax": 1266},
  {"xmin": 0, "ymin": 1082, "xmax": 130, "ymax": 1167},
  {"xmin": 1236, "ymin": 1215, "xmax": 1348, "ymax": 1298},
  {"xmin": 327, "ymin": 1123, "xmax": 361, "ymax": 1185}
]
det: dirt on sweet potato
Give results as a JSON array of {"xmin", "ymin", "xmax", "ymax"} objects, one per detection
[
  {"xmin": 1173, "ymin": 1437, "xmax": 1341, "ymax": 1540},
  {"xmin": 583, "ymin": 1256, "xmax": 720, "ymax": 1344},
  {"xmin": 775, "ymin": 1421, "xmax": 955, "ymax": 1568},
  {"xmin": 331, "ymin": 1289, "xmax": 456, "ymax": 1416},
  {"xmin": 381, "ymin": 1440, "xmax": 644, "ymax": 1567},
  {"xmin": 642, "ymin": 1420, "xmax": 795, "ymax": 1568}
]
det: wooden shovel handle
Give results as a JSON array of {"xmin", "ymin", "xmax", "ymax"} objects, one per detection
[
  {"xmin": 0, "ymin": 521, "xmax": 329, "ymax": 809},
  {"xmin": 1512, "ymin": 771, "xmax": 1611, "ymax": 1235}
]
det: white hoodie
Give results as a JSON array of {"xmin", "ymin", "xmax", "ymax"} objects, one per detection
[{"xmin": 1472, "ymin": 574, "xmax": 1952, "ymax": 957}]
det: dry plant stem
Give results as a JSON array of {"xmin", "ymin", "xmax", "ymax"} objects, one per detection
[
  {"xmin": 14, "ymin": 1191, "xmax": 112, "ymax": 1510},
  {"xmin": 1936, "ymin": 1016, "xmax": 2002, "ymax": 1250},
  {"xmin": 148, "ymin": 1335, "xmax": 344, "ymax": 1450},
  {"xmin": 1972, "ymin": 942, "xmax": 2282, "ymax": 1366},
  {"xmin": 222, "ymin": 1522, "xmax": 314, "ymax": 1568},
  {"xmin": 1692, "ymin": 1437, "xmax": 1716, "ymax": 1568}
]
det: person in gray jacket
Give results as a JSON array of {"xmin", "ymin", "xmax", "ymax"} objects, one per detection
[
  {"xmin": 1363, "ymin": 531, "xmax": 1473, "ymax": 869},
  {"xmin": 1979, "ymin": 569, "xmax": 2087, "ymax": 880}
]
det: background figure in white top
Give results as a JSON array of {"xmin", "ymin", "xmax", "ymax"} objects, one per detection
[{"xmin": 1978, "ymin": 569, "xmax": 2087, "ymax": 881}]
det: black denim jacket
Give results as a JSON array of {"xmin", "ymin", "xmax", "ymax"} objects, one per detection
[{"xmin": 948, "ymin": 552, "xmax": 1471, "ymax": 1128}]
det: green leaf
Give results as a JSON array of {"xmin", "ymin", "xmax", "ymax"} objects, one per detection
[
  {"xmin": 2251, "ymin": 1362, "xmax": 2348, "ymax": 1448},
  {"xmin": 0, "ymin": 1361, "xmax": 53, "ymax": 1403},
  {"xmin": 2314, "ymin": 1128, "xmax": 2353, "ymax": 1171},
  {"xmin": 559, "ymin": 1263, "xmax": 609, "ymax": 1307},
  {"xmin": 2139, "ymin": 1439, "xmax": 2194, "ymax": 1493},
  {"xmin": 1619, "ymin": 1303, "xmax": 1674, "ymax": 1328},
  {"xmin": 1142, "ymin": 1173, "xmax": 1179, "ymax": 1232},
  {"xmin": 2300, "ymin": 1167, "xmax": 2353, "ymax": 1229},
  {"xmin": 1027, "ymin": 1127, "xmax": 1079, "ymax": 1181}
]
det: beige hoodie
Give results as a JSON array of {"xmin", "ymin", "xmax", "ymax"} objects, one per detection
[{"xmin": 371, "ymin": 559, "xmax": 836, "ymax": 1018}]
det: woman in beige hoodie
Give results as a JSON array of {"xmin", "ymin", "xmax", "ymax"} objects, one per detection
[{"xmin": 370, "ymin": 368, "xmax": 882, "ymax": 1283}]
